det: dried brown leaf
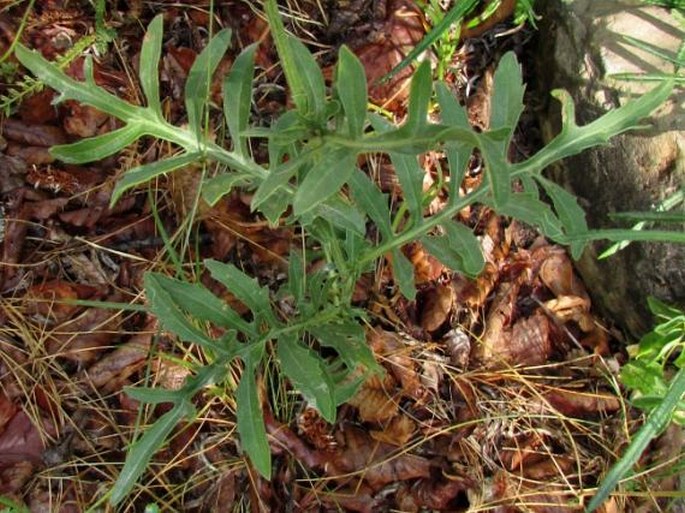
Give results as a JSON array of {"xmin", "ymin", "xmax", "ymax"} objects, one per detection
[
  {"xmin": 544, "ymin": 389, "xmax": 620, "ymax": 417},
  {"xmin": 420, "ymin": 283, "xmax": 454, "ymax": 332},
  {"xmin": 370, "ymin": 415, "xmax": 415, "ymax": 446}
]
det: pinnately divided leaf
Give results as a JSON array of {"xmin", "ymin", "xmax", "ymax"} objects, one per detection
[
  {"xmin": 421, "ymin": 222, "xmax": 484, "ymax": 277},
  {"xmin": 391, "ymin": 247, "xmax": 417, "ymax": 300}
]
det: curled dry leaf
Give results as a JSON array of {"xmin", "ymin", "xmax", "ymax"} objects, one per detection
[
  {"xmin": 331, "ymin": 424, "xmax": 432, "ymax": 489},
  {"xmin": 539, "ymin": 251, "xmax": 589, "ymax": 303},
  {"xmin": 347, "ymin": 373, "xmax": 399, "ymax": 422},
  {"xmin": 543, "ymin": 388, "xmax": 621, "ymax": 418},
  {"xmin": 24, "ymin": 280, "xmax": 99, "ymax": 324},
  {"xmin": 63, "ymin": 101, "xmax": 110, "ymax": 138},
  {"xmin": 1, "ymin": 118, "xmax": 67, "ymax": 147},
  {"xmin": 405, "ymin": 242, "xmax": 445, "ymax": 284},
  {"xmin": 443, "ymin": 328, "xmax": 471, "ymax": 368},
  {"xmin": 297, "ymin": 407, "xmax": 337, "ymax": 452},
  {"xmin": 397, "ymin": 477, "xmax": 473, "ymax": 511},
  {"xmin": 85, "ymin": 317, "xmax": 156, "ymax": 392},
  {"xmin": 420, "ymin": 283, "xmax": 454, "ymax": 332},
  {"xmin": 0, "ymin": 410, "xmax": 54, "ymax": 464},
  {"xmin": 368, "ymin": 329, "xmax": 424, "ymax": 399},
  {"xmin": 46, "ymin": 300, "xmax": 123, "ymax": 364},
  {"xmin": 0, "ymin": 393, "xmax": 18, "ymax": 430},
  {"xmin": 370, "ymin": 415, "xmax": 416, "ymax": 446}
]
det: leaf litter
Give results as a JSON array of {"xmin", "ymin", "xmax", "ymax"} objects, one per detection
[{"xmin": 0, "ymin": 1, "xmax": 679, "ymax": 511}]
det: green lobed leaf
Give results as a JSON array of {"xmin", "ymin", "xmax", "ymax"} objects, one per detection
[
  {"xmin": 204, "ymin": 259, "xmax": 278, "ymax": 326},
  {"xmin": 110, "ymin": 400, "xmax": 195, "ymax": 506},
  {"xmin": 252, "ymin": 148, "xmax": 316, "ymax": 210},
  {"xmin": 124, "ymin": 386, "xmax": 185, "ymax": 405},
  {"xmin": 536, "ymin": 176, "xmax": 589, "ymax": 259},
  {"xmin": 202, "ymin": 172, "xmax": 251, "ymax": 206},
  {"xmin": 139, "ymin": 14, "xmax": 164, "ymax": 118},
  {"xmin": 260, "ymin": 189, "xmax": 292, "ymax": 226},
  {"xmin": 293, "ymin": 148, "xmax": 357, "ymax": 216},
  {"xmin": 185, "ymin": 28, "xmax": 232, "ymax": 139},
  {"xmin": 144, "ymin": 272, "xmax": 253, "ymax": 335},
  {"xmin": 312, "ymin": 195, "xmax": 367, "ymax": 235},
  {"xmin": 15, "ymin": 45, "xmax": 138, "ymax": 121},
  {"xmin": 390, "ymin": 152, "xmax": 426, "ymax": 224},
  {"xmin": 493, "ymin": 194, "xmax": 565, "ymax": 242},
  {"xmin": 264, "ymin": 0, "xmax": 326, "ymax": 122},
  {"xmin": 421, "ymin": 222, "xmax": 484, "ymax": 277},
  {"xmin": 236, "ymin": 346, "xmax": 270, "ymax": 479},
  {"xmin": 336, "ymin": 45, "xmax": 368, "ymax": 138},
  {"xmin": 391, "ymin": 247, "xmax": 416, "ymax": 300},
  {"xmin": 620, "ymin": 360, "xmax": 667, "ymax": 397},
  {"xmin": 51, "ymin": 124, "xmax": 143, "ymax": 164},
  {"xmin": 286, "ymin": 250, "xmax": 306, "ymax": 304},
  {"xmin": 436, "ymin": 82, "xmax": 473, "ymax": 200},
  {"xmin": 277, "ymin": 334, "xmax": 336, "ymax": 421},
  {"xmin": 348, "ymin": 169, "xmax": 392, "ymax": 238},
  {"xmin": 400, "ymin": 60, "xmax": 433, "ymax": 136},
  {"xmin": 489, "ymin": 52, "xmax": 525, "ymax": 136},
  {"xmin": 224, "ymin": 43, "xmax": 257, "ymax": 158},
  {"xmin": 477, "ymin": 129, "xmax": 511, "ymax": 208},
  {"xmin": 144, "ymin": 273, "xmax": 227, "ymax": 352},
  {"xmin": 111, "ymin": 152, "xmax": 202, "ymax": 206},
  {"xmin": 308, "ymin": 322, "xmax": 381, "ymax": 373},
  {"xmin": 515, "ymin": 80, "xmax": 675, "ymax": 177}
]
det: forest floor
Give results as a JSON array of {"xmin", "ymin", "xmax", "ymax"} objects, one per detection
[{"xmin": 0, "ymin": 1, "xmax": 680, "ymax": 512}]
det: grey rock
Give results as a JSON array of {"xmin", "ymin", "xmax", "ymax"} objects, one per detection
[{"xmin": 534, "ymin": 0, "xmax": 685, "ymax": 337}]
